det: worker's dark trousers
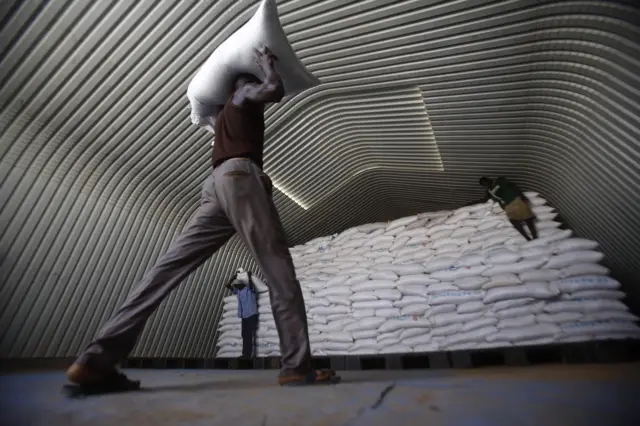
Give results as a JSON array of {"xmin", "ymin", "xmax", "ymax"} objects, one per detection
[
  {"xmin": 74, "ymin": 158, "xmax": 311, "ymax": 377},
  {"xmin": 241, "ymin": 314, "xmax": 259, "ymax": 358}
]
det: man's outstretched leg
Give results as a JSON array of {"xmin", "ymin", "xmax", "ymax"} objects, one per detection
[
  {"xmin": 509, "ymin": 219, "xmax": 531, "ymax": 241},
  {"xmin": 66, "ymin": 173, "xmax": 234, "ymax": 391},
  {"xmin": 214, "ymin": 158, "xmax": 338, "ymax": 385},
  {"xmin": 525, "ymin": 217, "xmax": 538, "ymax": 239}
]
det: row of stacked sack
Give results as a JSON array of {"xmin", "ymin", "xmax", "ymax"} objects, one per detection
[{"xmin": 216, "ymin": 193, "xmax": 640, "ymax": 357}]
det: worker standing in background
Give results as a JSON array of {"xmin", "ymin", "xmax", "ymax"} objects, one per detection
[
  {"xmin": 224, "ymin": 268, "xmax": 259, "ymax": 359},
  {"xmin": 479, "ymin": 176, "xmax": 538, "ymax": 241}
]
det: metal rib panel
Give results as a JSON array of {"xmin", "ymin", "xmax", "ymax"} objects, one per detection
[{"xmin": 0, "ymin": 0, "xmax": 639, "ymax": 358}]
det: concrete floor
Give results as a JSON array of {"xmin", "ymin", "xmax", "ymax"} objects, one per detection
[{"xmin": 1, "ymin": 363, "xmax": 639, "ymax": 426}]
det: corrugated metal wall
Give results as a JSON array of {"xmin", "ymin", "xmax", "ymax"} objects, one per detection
[{"xmin": 0, "ymin": 0, "xmax": 639, "ymax": 358}]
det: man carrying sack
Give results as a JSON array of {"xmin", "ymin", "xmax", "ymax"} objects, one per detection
[{"xmin": 479, "ymin": 176, "xmax": 538, "ymax": 241}]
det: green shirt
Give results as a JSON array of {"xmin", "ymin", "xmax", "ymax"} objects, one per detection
[{"xmin": 487, "ymin": 177, "xmax": 520, "ymax": 208}]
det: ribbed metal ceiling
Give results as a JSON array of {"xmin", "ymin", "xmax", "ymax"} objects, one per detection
[{"xmin": 1, "ymin": 0, "xmax": 639, "ymax": 359}]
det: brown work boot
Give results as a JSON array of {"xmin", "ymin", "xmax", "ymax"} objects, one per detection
[{"xmin": 66, "ymin": 363, "xmax": 103, "ymax": 385}]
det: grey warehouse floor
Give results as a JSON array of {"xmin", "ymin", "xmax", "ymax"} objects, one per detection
[{"xmin": 1, "ymin": 363, "xmax": 639, "ymax": 426}]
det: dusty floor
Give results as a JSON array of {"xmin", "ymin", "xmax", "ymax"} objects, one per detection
[{"xmin": 1, "ymin": 363, "xmax": 639, "ymax": 426}]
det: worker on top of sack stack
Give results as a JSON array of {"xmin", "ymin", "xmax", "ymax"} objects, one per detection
[
  {"xmin": 224, "ymin": 268, "xmax": 259, "ymax": 359},
  {"xmin": 479, "ymin": 176, "xmax": 538, "ymax": 241}
]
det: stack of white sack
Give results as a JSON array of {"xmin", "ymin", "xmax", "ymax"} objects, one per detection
[{"xmin": 216, "ymin": 193, "xmax": 640, "ymax": 357}]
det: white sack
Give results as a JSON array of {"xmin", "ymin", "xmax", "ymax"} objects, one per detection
[
  {"xmin": 394, "ymin": 296, "xmax": 429, "ymax": 308},
  {"xmin": 326, "ymin": 296, "xmax": 351, "ymax": 306},
  {"xmin": 353, "ymin": 309, "xmax": 375, "ymax": 318},
  {"xmin": 386, "ymin": 215, "xmax": 418, "ymax": 231},
  {"xmin": 462, "ymin": 316, "xmax": 499, "ymax": 332},
  {"xmin": 350, "ymin": 292, "xmax": 379, "ymax": 302},
  {"xmin": 352, "ymin": 280, "xmax": 396, "ymax": 292},
  {"xmin": 314, "ymin": 287, "xmax": 352, "ymax": 297},
  {"xmin": 552, "ymin": 238, "xmax": 599, "ymax": 254},
  {"xmin": 562, "ymin": 290, "xmax": 625, "ymax": 300},
  {"xmin": 560, "ymin": 264, "xmax": 609, "ymax": 278},
  {"xmin": 482, "ymin": 259, "xmax": 546, "ymax": 277},
  {"xmin": 370, "ymin": 270, "xmax": 399, "ymax": 281},
  {"xmin": 400, "ymin": 304, "xmax": 430, "ymax": 316},
  {"xmin": 376, "ymin": 308, "xmax": 402, "ymax": 317},
  {"xmin": 544, "ymin": 299, "xmax": 628, "ymax": 314},
  {"xmin": 431, "ymin": 323, "xmax": 463, "ymax": 336},
  {"xmin": 495, "ymin": 301, "xmax": 545, "ymax": 318},
  {"xmin": 425, "ymin": 304, "xmax": 457, "ymax": 317},
  {"xmin": 397, "ymin": 274, "xmax": 438, "ymax": 286},
  {"xmin": 429, "ymin": 311, "xmax": 483, "ymax": 327},
  {"xmin": 491, "ymin": 297, "xmax": 535, "ymax": 312},
  {"xmin": 352, "ymin": 300, "xmax": 394, "ymax": 310},
  {"xmin": 305, "ymin": 298, "xmax": 331, "ymax": 308},
  {"xmin": 429, "ymin": 290, "xmax": 485, "ymax": 305},
  {"xmin": 309, "ymin": 306, "xmax": 351, "ymax": 316},
  {"xmin": 487, "ymin": 323, "xmax": 561, "ymax": 342},
  {"xmin": 544, "ymin": 251, "xmax": 604, "ymax": 269},
  {"xmin": 442, "ymin": 326, "xmax": 497, "ymax": 347},
  {"xmin": 344, "ymin": 317, "xmax": 387, "ymax": 332},
  {"xmin": 454, "ymin": 276, "xmax": 489, "ymax": 290},
  {"xmin": 456, "ymin": 301, "xmax": 487, "ymax": 314},
  {"xmin": 425, "ymin": 283, "xmax": 459, "ymax": 294},
  {"xmin": 537, "ymin": 312, "xmax": 583, "ymax": 323},
  {"xmin": 352, "ymin": 329, "xmax": 378, "ymax": 339},
  {"xmin": 482, "ymin": 273, "xmax": 522, "ymax": 289},
  {"xmin": 554, "ymin": 275, "xmax": 621, "ymax": 293},
  {"xmin": 484, "ymin": 282, "xmax": 560, "ymax": 304},
  {"xmin": 519, "ymin": 269, "xmax": 561, "ymax": 282},
  {"xmin": 423, "ymin": 256, "xmax": 458, "ymax": 273},
  {"xmin": 397, "ymin": 284, "xmax": 429, "ymax": 297},
  {"xmin": 497, "ymin": 314, "xmax": 536, "ymax": 329},
  {"xmin": 374, "ymin": 289, "xmax": 403, "ymax": 301},
  {"xmin": 379, "ymin": 317, "xmax": 432, "ymax": 333},
  {"xmin": 431, "ymin": 265, "xmax": 488, "ymax": 281}
]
